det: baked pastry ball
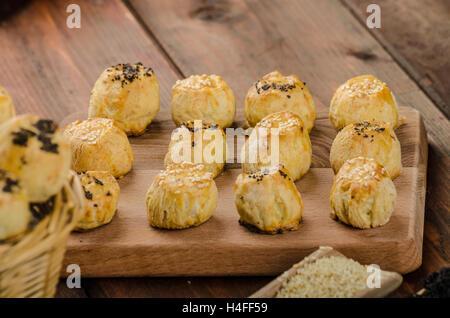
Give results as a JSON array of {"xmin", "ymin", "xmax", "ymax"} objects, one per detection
[
  {"xmin": 0, "ymin": 171, "xmax": 30, "ymax": 240},
  {"xmin": 234, "ymin": 166, "xmax": 303, "ymax": 234},
  {"xmin": 0, "ymin": 114, "xmax": 71, "ymax": 202},
  {"xmin": 146, "ymin": 162, "xmax": 218, "ymax": 229},
  {"xmin": 171, "ymin": 74, "xmax": 236, "ymax": 128},
  {"xmin": 74, "ymin": 171, "xmax": 120, "ymax": 231},
  {"xmin": 164, "ymin": 120, "xmax": 226, "ymax": 178},
  {"xmin": 244, "ymin": 71, "xmax": 316, "ymax": 132},
  {"xmin": 330, "ymin": 120, "xmax": 402, "ymax": 179},
  {"xmin": 64, "ymin": 118, "xmax": 134, "ymax": 178},
  {"xmin": 0, "ymin": 85, "xmax": 15, "ymax": 125},
  {"xmin": 89, "ymin": 63, "xmax": 159, "ymax": 136},
  {"xmin": 241, "ymin": 111, "xmax": 312, "ymax": 181},
  {"xmin": 330, "ymin": 157, "xmax": 396, "ymax": 229},
  {"xmin": 329, "ymin": 75, "xmax": 399, "ymax": 130}
]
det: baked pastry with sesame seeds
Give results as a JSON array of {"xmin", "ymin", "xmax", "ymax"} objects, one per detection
[
  {"xmin": 64, "ymin": 118, "xmax": 134, "ymax": 178},
  {"xmin": 234, "ymin": 166, "xmax": 303, "ymax": 234},
  {"xmin": 0, "ymin": 114, "xmax": 71, "ymax": 202},
  {"xmin": 245, "ymin": 71, "xmax": 316, "ymax": 132},
  {"xmin": 74, "ymin": 171, "xmax": 120, "ymax": 231},
  {"xmin": 330, "ymin": 120, "xmax": 402, "ymax": 179},
  {"xmin": 0, "ymin": 85, "xmax": 15, "ymax": 125},
  {"xmin": 330, "ymin": 157, "xmax": 396, "ymax": 229},
  {"xmin": 0, "ymin": 170, "xmax": 30, "ymax": 240},
  {"xmin": 329, "ymin": 75, "xmax": 399, "ymax": 130},
  {"xmin": 146, "ymin": 162, "xmax": 218, "ymax": 229},
  {"xmin": 89, "ymin": 63, "xmax": 160, "ymax": 136},
  {"xmin": 171, "ymin": 74, "xmax": 236, "ymax": 128},
  {"xmin": 164, "ymin": 120, "xmax": 227, "ymax": 178},
  {"xmin": 241, "ymin": 111, "xmax": 312, "ymax": 181}
]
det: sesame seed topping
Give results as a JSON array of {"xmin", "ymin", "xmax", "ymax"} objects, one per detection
[{"xmin": 173, "ymin": 74, "xmax": 224, "ymax": 90}]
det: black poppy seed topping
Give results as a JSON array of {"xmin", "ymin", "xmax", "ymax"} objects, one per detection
[
  {"xmin": 37, "ymin": 134, "xmax": 59, "ymax": 154},
  {"xmin": 33, "ymin": 119, "xmax": 57, "ymax": 134},
  {"xmin": 352, "ymin": 121, "xmax": 384, "ymax": 137},
  {"xmin": 106, "ymin": 191, "xmax": 111, "ymax": 196},
  {"xmin": 279, "ymin": 170, "xmax": 288, "ymax": 179},
  {"xmin": 110, "ymin": 63, "xmax": 153, "ymax": 87},
  {"xmin": 184, "ymin": 122, "xmax": 219, "ymax": 133},
  {"xmin": 3, "ymin": 177, "xmax": 19, "ymax": 193},
  {"xmin": 415, "ymin": 267, "xmax": 450, "ymax": 298},
  {"xmin": 94, "ymin": 177, "xmax": 104, "ymax": 186},
  {"xmin": 255, "ymin": 80, "xmax": 296, "ymax": 95},
  {"xmin": 11, "ymin": 128, "xmax": 36, "ymax": 147},
  {"xmin": 84, "ymin": 189, "xmax": 93, "ymax": 200}
]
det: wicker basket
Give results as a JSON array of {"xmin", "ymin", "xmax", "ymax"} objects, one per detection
[{"xmin": 0, "ymin": 170, "xmax": 84, "ymax": 298}]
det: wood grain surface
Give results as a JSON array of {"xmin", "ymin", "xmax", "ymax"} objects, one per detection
[
  {"xmin": 344, "ymin": 0, "xmax": 450, "ymax": 118},
  {"xmin": 0, "ymin": 0, "xmax": 446, "ymax": 297}
]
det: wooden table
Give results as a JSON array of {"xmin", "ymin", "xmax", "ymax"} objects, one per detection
[{"xmin": 0, "ymin": 0, "xmax": 448, "ymax": 298}]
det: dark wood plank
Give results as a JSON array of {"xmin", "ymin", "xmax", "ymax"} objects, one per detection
[
  {"xmin": 343, "ymin": 0, "xmax": 450, "ymax": 118},
  {"xmin": 128, "ymin": 0, "xmax": 449, "ymax": 156},
  {"xmin": 83, "ymin": 277, "xmax": 271, "ymax": 298},
  {"xmin": 0, "ymin": 0, "xmax": 180, "ymax": 124},
  {"xmin": 55, "ymin": 279, "xmax": 88, "ymax": 298}
]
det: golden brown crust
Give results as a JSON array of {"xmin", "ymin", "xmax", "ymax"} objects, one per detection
[
  {"xmin": 330, "ymin": 120, "xmax": 402, "ymax": 179},
  {"xmin": 330, "ymin": 157, "xmax": 396, "ymax": 229},
  {"xmin": 0, "ymin": 114, "xmax": 71, "ymax": 202},
  {"xmin": 0, "ymin": 85, "xmax": 15, "ymax": 125},
  {"xmin": 146, "ymin": 162, "xmax": 218, "ymax": 229},
  {"xmin": 0, "ymin": 170, "xmax": 30, "ymax": 240},
  {"xmin": 64, "ymin": 118, "xmax": 134, "ymax": 178},
  {"xmin": 171, "ymin": 74, "xmax": 236, "ymax": 128},
  {"xmin": 241, "ymin": 111, "xmax": 312, "ymax": 181},
  {"xmin": 234, "ymin": 166, "xmax": 303, "ymax": 234},
  {"xmin": 329, "ymin": 75, "xmax": 399, "ymax": 130},
  {"xmin": 74, "ymin": 171, "xmax": 120, "ymax": 231},
  {"xmin": 89, "ymin": 63, "xmax": 160, "ymax": 136},
  {"xmin": 164, "ymin": 120, "xmax": 226, "ymax": 178},
  {"xmin": 245, "ymin": 71, "xmax": 316, "ymax": 131}
]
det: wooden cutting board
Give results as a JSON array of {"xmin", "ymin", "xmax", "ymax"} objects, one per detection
[{"xmin": 62, "ymin": 107, "xmax": 428, "ymax": 277}]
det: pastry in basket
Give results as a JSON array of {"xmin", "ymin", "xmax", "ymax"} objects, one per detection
[
  {"xmin": 234, "ymin": 166, "xmax": 303, "ymax": 234},
  {"xmin": 89, "ymin": 63, "xmax": 159, "ymax": 136},
  {"xmin": 329, "ymin": 75, "xmax": 399, "ymax": 130},
  {"xmin": 146, "ymin": 162, "xmax": 218, "ymax": 229},
  {"xmin": 330, "ymin": 157, "xmax": 396, "ymax": 229},
  {"xmin": 330, "ymin": 120, "xmax": 402, "ymax": 179},
  {"xmin": 245, "ymin": 71, "xmax": 316, "ymax": 132},
  {"xmin": 171, "ymin": 74, "xmax": 236, "ymax": 128},
  {"xmin": 241, "ymin": 111, "xmax": 311, "ymax": 181},
  {"xmin": 0, "ymin": 85, "xmax": 15, "ymax": 125},
  {"xmin": 64, "ymin": 118, "xmax": 134, "ymax": 178},
  {"xmin": 0, "ymin": 114, "xmax": 71, "ymax": 202},
  {"xmin": 74, "ymin": 171, "xmax": 120, "ymax": 231},
  {"xmin": 0, "ymin": 170, "xmax": 30, "ymax": 240},
  {"xmin": 164, "ymin": 120, "xmax": 226, "ymax": 178}
]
